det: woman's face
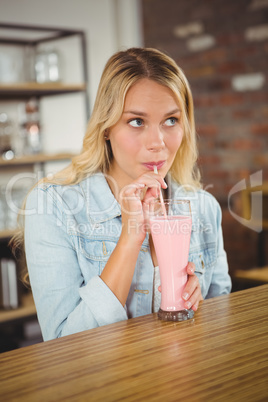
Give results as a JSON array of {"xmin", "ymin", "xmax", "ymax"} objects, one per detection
[{"xmin": 108, "ymin": 78, "xmax": 183, "ymax": 189}]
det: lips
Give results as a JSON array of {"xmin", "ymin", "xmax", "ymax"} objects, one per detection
[{"xmin": 143, "ymin": 161, "xmax": 165, "ymax": 171}]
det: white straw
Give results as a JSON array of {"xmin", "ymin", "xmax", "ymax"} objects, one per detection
[{"xmin": 154, "ymin": 166, "xmax": 167, "ymax": 219}]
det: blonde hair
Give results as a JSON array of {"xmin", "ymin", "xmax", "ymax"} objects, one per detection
[
  {"xmin": 40, "ymin": 47, "xmax": 200, "ymax": 186},
  {"xmin": 11, "ymin": 47, "xmax": 201, "ymax": 280}
]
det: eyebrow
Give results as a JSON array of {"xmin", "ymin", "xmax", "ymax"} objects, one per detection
[{"xmin": 123, "ymin": 108, "xmax": 181, "ymax": 117}]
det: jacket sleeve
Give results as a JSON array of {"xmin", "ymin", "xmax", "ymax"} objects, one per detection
[
  {"xmin": 24, "ymin": 186, "xmax": 127, "ymax": 341},
  {"xmin": 206, "ymin": 199, "xmax": 232, "ymax": 298}
]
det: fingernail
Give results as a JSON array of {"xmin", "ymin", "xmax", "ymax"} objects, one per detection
[
  {"xmin": 182, "ymin": 292, "xmax": 189, "ymax": 300},
  {"xmin": 185, "ymin": 301, "xmax": 192, "ymax": 309}
]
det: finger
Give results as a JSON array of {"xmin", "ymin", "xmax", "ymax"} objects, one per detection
[
  {"xmin": 191, "ymin": 299, "xmax": 202, "ymax": 311},
  {"xmin": 182, "ymin": 275, "xmax": 203, "ymax": 310},
  {"xmin": 136, "ymin": 173, "xmax": 167, "ymax": 190},
  {"xmin": 182, "ymin": 274, "xmax": 199, "ymax": 301},
  {"xmin": 143, "ymin": 186, "xmax": 160, "ymax": 203},
  {"xmin": 186, "ymin": 291, "xmax": 203, "ymax": 311},
  {"xmin": 186, "ymin": 262, "xmax": 195, "ymax": 275},
  {"xmin": 120, "ymin": 183, "xmax": 145, "ymax": 209},
  {"xmin": 184, "ymin": 288, "xmax": 202, "ymax": 311},
  {"xmin": 121, "ymin": 182, "xmax": 158, "ymax": 206},
  {"xmin": 154, "ymin": 174, "xmax": 168, "ymax": 189},
  {"xmin": 122, "ymin": 183, "xmax": 145, "ymax": 197},
  {"xmin": 151, "ymin": 172, "xmax": 168, "ymax": 189}
]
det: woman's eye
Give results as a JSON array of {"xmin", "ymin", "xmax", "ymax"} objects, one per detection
[
  {"xmin": 165, "ymin": 117, "xmax": 178, "ymax": 127},
  {"xmin": 129, "ymin": 118, "xmax": 144, "ymax": 128}
]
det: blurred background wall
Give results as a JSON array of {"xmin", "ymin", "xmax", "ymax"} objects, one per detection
[
  {"xmin": 0, "ymin": 0, "xmax": 267, "ymax": 279},
  {"xmin": 142, "ymin": 0, "xmax": 268, "ymax": 282},
  {"xmin": 0, "ymin": 0, "xmax": 143, "ymax": 160}
]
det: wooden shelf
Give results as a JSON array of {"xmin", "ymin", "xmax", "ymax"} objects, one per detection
[
  {"xmin": 0, "ymin": 152, "xmax": 75, "ymax": 240},
  {"xmin": 0, "ymin": 82, "xmax": 87, "ymax": 99},
  {"xmin": 0, "ymin": 292, "xmax": 36, "ymax": 324},
  {"xmin": 0, "ymin": 152, "xmax": 76, "ymax": 167}
]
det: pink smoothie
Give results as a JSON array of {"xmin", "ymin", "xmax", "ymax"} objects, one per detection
[{"xmin": 150, "ymin": 215, "xmax": 192, "ymax": 311}]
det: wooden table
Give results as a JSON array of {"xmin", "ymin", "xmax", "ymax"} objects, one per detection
[{"xmin": 1, "ymin": 285, "xmax": 267, "ymax": 401}]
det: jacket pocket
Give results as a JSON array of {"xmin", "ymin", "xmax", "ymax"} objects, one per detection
[
  {"xmin": 79, "ymin": 236, "xmax": 117, "ymax": 261},
  {"xmin": 188, "ymin": 243, "xmax": 216, "ymax": 287}
]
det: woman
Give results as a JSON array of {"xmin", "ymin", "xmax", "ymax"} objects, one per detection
[{"xmin": 23, "ymin": 48, "xmax": 231, "ymax": 341}]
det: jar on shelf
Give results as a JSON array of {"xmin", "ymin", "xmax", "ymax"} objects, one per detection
[
  {"xmin": 17, "ymin": 99, "xmax": 42, "ymax": 155},
  {"xmin": 34, "ymin": 49, "xmax": 61, "ymax": 83},
  {"xmin": 0, "ymin": 50, "xmax": 24, "ymax": 83}
]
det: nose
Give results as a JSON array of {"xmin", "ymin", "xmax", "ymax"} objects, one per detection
[{"xmin": 145, "ymin": 126, "xmax": 165, "ymax": 152}]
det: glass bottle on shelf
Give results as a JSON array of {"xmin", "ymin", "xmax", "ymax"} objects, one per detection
[
  {"xmin": 34, "ymin": 49, "xmax": 61, "ymax": 83},
  {"xmin": 0, "ymin": 113, "xmax": 15, "ymax": 160},
  {"xmin": 17, "ymin": 99, "xmax": 42, "ymax": 155}
]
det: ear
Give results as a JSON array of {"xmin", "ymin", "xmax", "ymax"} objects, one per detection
[{"xmin": 104, "ymin": 129, "xmax": 109, "ymax": 140}]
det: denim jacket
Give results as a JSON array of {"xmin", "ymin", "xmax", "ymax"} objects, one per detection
[{"xmin": 25, "ymin": 172, "xmax": 231, "ymax": 341}]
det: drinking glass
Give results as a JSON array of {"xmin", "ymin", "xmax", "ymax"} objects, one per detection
[{"xmin": 149, "ymin": 199, "xmax": 194, "ymax": 321}]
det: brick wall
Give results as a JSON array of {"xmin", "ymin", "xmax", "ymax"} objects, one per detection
[{"xmin": 142, "ymin": 0, "xmax": 268, "ymax": 278}]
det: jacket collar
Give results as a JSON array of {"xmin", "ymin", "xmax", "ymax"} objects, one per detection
[{"xmin": 79, "ymin": 172, "xmax": 121, "ymax": 224}]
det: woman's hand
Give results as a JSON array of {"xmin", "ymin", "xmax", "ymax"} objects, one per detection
[
  {"xmin": 182, "ymin": 262, "xmax": 203, "ymax": 311},
  {"xmin": 100, "ymin": 172, "xmax": 167, "ymax": 307},
  {"xmin": 119, "ymin": 172, "xmax": 167, "ymax": 245},
  {"xmin": 158, "ymin": 262, "xmax": 203, "ymax": 311}
]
